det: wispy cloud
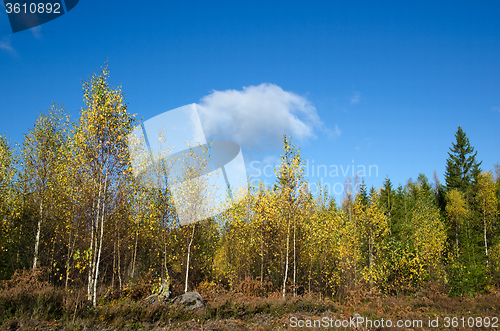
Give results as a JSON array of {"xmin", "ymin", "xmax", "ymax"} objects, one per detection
[
  {"xmin": 197, "ymin": 83, "xmax": 337, "ymax": 154},
  {"xmin": 325, "ymin": 124, "xmax": 341, "ymax": 139},
  {"xmin": 492, "ymin": 107, "xmax": 500, "ymax": 113},
  {"xmin": 31, "ymin": 25, "xmax": 42, "ymax": 39},
  {"xmin": 0, "ymin": 4, "xmax": 16, "ymax": 54},
  {"xmin": 0, "ymin": 36, "xmax": 16, "ymax": 55},
  {"xmin": 350, "ymin": 91, "xmax": 361, "ymax": 105}
]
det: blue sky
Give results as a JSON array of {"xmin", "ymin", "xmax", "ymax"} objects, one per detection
[{"xmin": 1, "ymin": 1, "xmax": 499, "ymax": 200}]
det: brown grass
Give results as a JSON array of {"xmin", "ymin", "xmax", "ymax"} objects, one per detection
[{"xmin": 1, "ymin": 273, "xmax": 500, "ymax": 330}]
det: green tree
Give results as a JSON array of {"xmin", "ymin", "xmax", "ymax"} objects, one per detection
[
  {"xmin": 444, "ymin": 126, "xmax": 482, "ymax": 194},
  {"xmin": 73, "ymin": 64, "xmax": 134, "ymax": 306},
  {"xmin": 445, "ymin": 189, "xmax": 469, "ymax": 258},
  {"xmin": 484, "ymin": 165, "xmax": 500, "ymax": 284},
  {"xmin": 494, "ymin": 164, "xmax": 500, "ymax": 228},
  {"xmin": 385, "ymin": 180, "xmax": 446, "ymax": 294},
  {"xmin": 379, "ymin": 176, "xmax": 394, "ymax": 221},
  {"xmin": 21, "ymin": 104, "xmax": 68, "ymax": 271},
  {"xmin": 357, "ymin": 179, "xmax": 368, "ymax": 208},
  {"xmin": 475, "ymin": 172, "xmax": 498, "ymax": 267},
  {"xmin": 275, "ymin": 135, "xmax": 307, "ymax": 297},
  {"xmin": 353, "ymin": 191, "xmax": 389, "ymax": 288},
  {"xmin": 416, "ymin": 174, "xmax": 434, "ymax": 204},
  {"xmin": 0, "ymin": 135, "xmax": 20, "ymax": 279}
]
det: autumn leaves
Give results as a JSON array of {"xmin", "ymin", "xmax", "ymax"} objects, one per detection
[{"xmin": 1, "ymin": 66, "xmax": 499, "ymax": 304}]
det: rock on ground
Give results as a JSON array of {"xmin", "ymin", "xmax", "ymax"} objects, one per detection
[{"xmin": 173, "ymin": 291, "xmax": 206, "ymax": 310}]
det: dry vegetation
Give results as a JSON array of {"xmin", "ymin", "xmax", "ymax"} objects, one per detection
[{"xmin": 1, "ymin": 270, "xmax": 499, "ymax": 330}]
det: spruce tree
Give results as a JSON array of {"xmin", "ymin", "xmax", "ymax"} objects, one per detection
[
  {"xmin": 357, "ymin": 179, "xmax": 368, "ymax": 207},
  {"xmin": 379, "ymin": 176, "xmax": 394, "ymax": 219},
  {"xmin": 444, "ymin": 126, "xmax": 482, "ymax": 194},
  {"xmin": 369, "ymin": 186, "xmax": 377, "ymax": 202},
  {"xmin": 416, "ymin": 173, "xmax": 434, "ymax": 203},
  {"xmin": 433, "ymin": 171, "xmax": 446, "ymax": 212},
  {"xmin": 444, "ymin": 127, "xmax": 489, "ymax": 294},
  {"xmin": 392, "ymin": 184, "xmax": 408, "ymax": 235}
]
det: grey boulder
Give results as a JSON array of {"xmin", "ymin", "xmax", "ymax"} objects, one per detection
[{"xmin": 173, "ymin": 291, "xmax": 206, "ymax": 310}]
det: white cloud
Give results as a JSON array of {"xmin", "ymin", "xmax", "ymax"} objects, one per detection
[
  {"xmin": 31, "ymin": 25, "xmax": 42, "ymax": 39},
  {"xmin": 350, "ymin": 91, "xmax": 361, "ymax": 104},
  {"xmin": 0, "ymin": 36, "xmax": 15, "ymax": 54},
  {"xmin": 492, "ymin": 107, "xmax": 500, "ymax": 113},
  {"xmin": 197, "ymin": 83, "xmax": 337, "ymax": 154}
]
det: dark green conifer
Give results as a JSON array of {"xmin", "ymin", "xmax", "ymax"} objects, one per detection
[
  {"xmin": 357, "ymin": 179, "xmax": 368, "ymax": 207},
  {"xmin": 379, "ymin": 176, "xmax": 394, "ymax": 218},
  {"xmin": 444, "ymin": 126, "xmax": 482, "ymax": 193}
]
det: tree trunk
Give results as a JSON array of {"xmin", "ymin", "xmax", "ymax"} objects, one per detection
[
  {"xmin": 293, "ymin": 216, "xmax": 296, "ymax": 297},
  {"xmin": 65, "ymin": 222, "xmax": 78, "ymax": 289},
  {"xmin": 260, "ymin": 220, "xmax": 264, "ymax": 286},
  {"xmin": 87, "ymin": 224, "xmax": 95, "ymax": 300},
  {"xmin": 112, "ymin": 232, "xmax": 117, "ymax": 289},
  {"xmin": 132, "ymin": 230, "xmax": 138, "ymax": 278},
  {"xmin": 88, "ymin": 184, "xmax": 99, "ymax": 299},
  {"xmin": 369, "ymin": 233, "xmax": 373, "ymax": 286},
  {"xmin": 350, "ymin": 202, "xmax": 357, "ymax": 286},
  {"xmin": 184, "ymin": 223, "xmax": 196, "ymax": 293},
  {"xmin": 88, "ymin": 180, "xmax": 101, "ymax": 301},
  {"xmin": 117, "ymin": 233, "xmax": 122, "ymax": 290},
  {"xmin": 483, "ymin": 200, "xmax": 489, "ymax": 267},
  {"xmin": 282, "ymin": 215, "xmax": 290, "ymax": 298},
  {"xmin": 32, "ymin": 201, "xmax": 43, "ymax": 270},
  {"xmin": 93, "ymin": 172, "xmax": 108, "ymax": 307},
  {"xmin": 163, "ymin": 226, "xmax": 170, "ymax": 281},
  {"xmin": 65, "ymin": 229, "xmax": 72, "ymax": 289},
  {"xmin": 49, "ymin": 229, "xmax": 57, "ymax": 284},
  {"xmin": 308, "ymin": 253, "xmax": 313, "ymax": 294}
]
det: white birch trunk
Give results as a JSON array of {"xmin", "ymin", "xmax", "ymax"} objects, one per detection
[
  {"xmin": 293, "ymin": 217, "xmax": 296, "ymax": 297},
  {"xmin": 260, "ymin": 221, "xmax": 264, "ymax": 286},
  {"xmin": 32, "ymin": 201, "xmax": 43, "ymax": 270},
  {"xmin": 117, "ymin": 234, "xmax": 122, "ymax": 290},
  {"xmin": 282, "ymin": 216, "xmax": 290, "ymax": 298},
  {"xmin": 87, "ymin": 223, "xmax": 95, "ymax": 300},
  {"xmin": 483, "ymin": 202, "xmax": 489, "ymax": 267},
  {"xmin": 88, "ymin": 180, "xmax": 101, "ymax": 301},
  {"xmin": 93, "ymin": 172, "xmax": 108, "ymax": 307},
  {"xmin": 184, "ymin": 223, "xmax": 196, "ymax": 293},
  {"xmin": 132, "ymin": 231, "xmax": 138, "ymax": 278}
]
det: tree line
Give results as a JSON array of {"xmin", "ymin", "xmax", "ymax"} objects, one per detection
[{"xmin": 1, "ymin": 66, "xmax": 499, "ymax": 306}]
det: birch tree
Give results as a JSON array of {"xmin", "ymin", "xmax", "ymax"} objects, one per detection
[
  {"xmin": 21, "ymin": 104, "xmax": 68, "ymax": 271},
  {"xmin": 168, "ymin": 144, "xmax": 218, "ymax": 293},
  {"xmin": 475, "ymin": 171, "xmax": 498, "ymax": 267},
  {"xmin": 275, "ymin": 135, "xmax": 306, "ymax": 297},
  {"xmin": 0, "ymin": 135, "xmax": 20, "ymax": 279},
  {"xmin": 73, "ymin": 64, "xmax": 134, "ymax": 306},
  {"xmin": 445, "ymin": 189, "xmax": 469, "ymax": 258},
  {"xmin": 353, "ymin": 191, "xmax": 389, "ymax": 288}
]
